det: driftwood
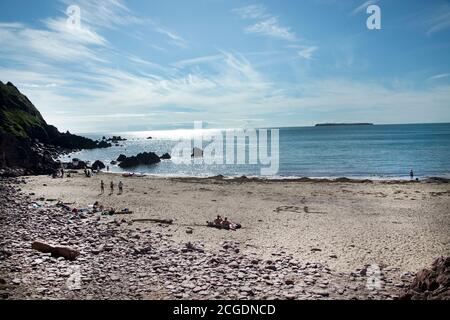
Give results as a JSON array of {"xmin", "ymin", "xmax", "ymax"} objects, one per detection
[
  {"xmin": 132, "ymin": 218, "xmax": 173, "ymax": 224},
  {"xmin": 31, "ymin": 241, "xmax": 80, "ymax": 261}
]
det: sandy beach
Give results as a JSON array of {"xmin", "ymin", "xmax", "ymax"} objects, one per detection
[{"xmin": 22, "ymin": 173, "xmax": 450, "ymax": 273}]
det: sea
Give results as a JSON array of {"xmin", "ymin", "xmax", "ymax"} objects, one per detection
[{"xmin": 59, "ymin": 123, "xmax": 450, "ymax": 180}]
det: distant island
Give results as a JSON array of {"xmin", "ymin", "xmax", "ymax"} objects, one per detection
[{"xmin": 315, "ymin": 123, "xmax": 374, "ymax": 127}]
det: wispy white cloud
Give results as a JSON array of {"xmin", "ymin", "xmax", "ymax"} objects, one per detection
[
  {"xmin": 350, "ymin": 0, "xmax": 379, "ymax": 16},
  {"xmin": 0, "ymin": 21, "xmax": 107, "ymax": 63},
  {"xmin": 425, "ymin": 4, "xmax": 450, "ymax": 34},
  {"xmin": 428, "ymin": 73, "xmax": 450, "ymax": 81},
  {"xmin": 172, "ymin": 54, "xmax": 224, "ymax": 68},
  {"xmin": 231, "ymin": 5, "xmax": 268, "ymax": 19},
  {"xmin": 288, "ymin": 45, "xmax": 318, "ymax": 59},
  {"xmin": 245, "ymin": 17, "xmax": 296, "ymax": 41},
  {"xmin": 233, "ymin": 4, "xmax": 297, "ymax": 41},
  {"xmin": 156, "ymin": 27, "xmax": 188, "ymax": 48}
]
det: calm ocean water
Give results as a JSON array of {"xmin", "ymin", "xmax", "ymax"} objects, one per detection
[{"xmin": 61, "ymin": 123, "xmax": 450, "ymax": 179}]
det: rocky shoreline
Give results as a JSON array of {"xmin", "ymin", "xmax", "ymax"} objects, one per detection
[{"xmin": 0, "ymin": 177, "xmax": 419, "ymax": 300}]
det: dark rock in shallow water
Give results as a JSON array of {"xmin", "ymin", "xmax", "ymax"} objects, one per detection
[
  {"xmin": 92, "ymin": 160, "xmax": 105, "ymax": 171},
  {"xmin": 106, "ymin": 136, "xmax": 127, "ymax": 142},
  {"xmin": 400, "ymin": 256, "xmax": 450, "ymax": 300},
  {"xmin": 118, "ymin": 152, "xmax": 161, "ymax": 168},
  {"xmin": 160, "ymin": 153, "xmax": 171, "ymax": 160},
  {"xmin": 116, "ymin": 154, "xmax": 127, "ymax": 162}
]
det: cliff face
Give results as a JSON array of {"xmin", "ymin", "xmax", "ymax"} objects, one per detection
[{"xmin": 0, "ymin": 81, "xmax": 110, "ymax": 174}]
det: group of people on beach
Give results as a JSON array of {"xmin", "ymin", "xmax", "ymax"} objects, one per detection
[
  {"xmin": 209, "ymin": 215, "xmax": 241, "ymax": 231},
  {"xmin": 101, "ymin": 180, "xmax": 123, "ymax": 195}
]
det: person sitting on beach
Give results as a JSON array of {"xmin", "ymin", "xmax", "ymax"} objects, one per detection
[
  {"xmin": 118, "ymin": 181, "xmax": 123, "ymax": 194},
  {"xmin": 222, "ymin": 217, "xmax": 231, "ymax": 229},
  {"xmin": 100, "ymin": 180, "xmax": 105, "ymax": 194},
  {"xmin": 213, "ymin": 215, "xmax": 223, "ymax": 226}
]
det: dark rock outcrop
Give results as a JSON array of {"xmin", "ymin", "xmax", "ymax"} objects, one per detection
[
  {"xmin": 0, "ymin": 81, "xmax": 111, "ymax": 175},
  {"xmin": 160, "ymin": 153, "xmax": 171, "ymax": 160},
  {"xmin": 118, "ymin": 152, "xmax": 161, "ymax": 168},
  {"xmin": 401, "ymin": 256, "xmax": 450, "ymax": 300},
  {"xmin": 66, "ymin": 159, "xmax": 87, "ymax": 170},
  {"xmin": 106, "ymin": 136, "xmax": 127, "ymax": 142},
  {"xmin": 92, "ymin": 160, "xmax": 105, "ymax": 171},
  {"xmin": 116, "ymin": 154, "xmax": 127, "ymax": 162}
]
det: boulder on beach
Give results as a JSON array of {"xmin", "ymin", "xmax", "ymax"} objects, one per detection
[
  {"xmin": 66, "ymin": 158, "xmax": 87, "ymax": 170},
  {"xmin": 160, "ymin": 153, "xmax": 171, "ymax": 160},
  {"xmin": 400, "ymin": 256, "xmax": 450, "ymax": 300},
  {"xmin": 118, "ymin": 152, "xmax": 161, "ymax": 168},
  {"xmin": 92, "ymin": 160, "xmax": 105, "ymax": 171}
]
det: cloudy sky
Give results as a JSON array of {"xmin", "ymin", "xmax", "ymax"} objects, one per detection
[{"xmin": 0, "ymin": 0, "xmax": 449, "ymax": 133}]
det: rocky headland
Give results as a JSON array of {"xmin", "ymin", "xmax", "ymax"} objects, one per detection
[{"xmin": 0, "ymin": 81, "xmax": 111, "ymax": 176}]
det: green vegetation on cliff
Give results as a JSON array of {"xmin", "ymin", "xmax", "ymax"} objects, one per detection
[{"xmin": 0, "ymin": 81, "xmax": 111, "ymax": 172}]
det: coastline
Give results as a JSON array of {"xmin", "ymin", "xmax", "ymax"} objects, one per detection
[{"xmin": 94, "ymin": 171, "xmax": 450, "ymax": 184}]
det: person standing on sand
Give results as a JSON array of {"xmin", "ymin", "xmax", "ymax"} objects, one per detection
[
  {"xmin": 410, "ymin": 169, "xmax": 414, "ymax": 180},
  {"xmin": 100, "ymin": 180, "xmax": 104, "ymax": 194},
  {"xmin": 110, "ymin": 181, "xmax": 114, "ymax": 194},
  {"xmin": 118, "ymin": 181, "xmax": 123, "ymax": 194},
  {"xmin": 107, "ymin": 165, "xmax": 109, "ymax": 172}
]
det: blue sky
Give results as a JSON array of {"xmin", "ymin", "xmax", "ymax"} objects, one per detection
[{"xmin": 0, "ymin": 0, "xmax": 449, "ymax": 133}]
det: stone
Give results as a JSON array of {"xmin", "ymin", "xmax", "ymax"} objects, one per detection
[
  {"xmin": 92, "ymin": 160, "xmax": 105, "ymax": 171},
  {"xmin": 310, "ymin": 289, "xmax": 329, "ymax": 297},
  {"xmin": 401, "ymin": 256, "xmax": 450, "ymax": 300},
  {"xmin": 118, "ymin": 152, "xmax": 161, "ymax": 168},
  {"xmin": 285, "ymin": 278, "xmax": 295, "ymax": 285}
]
